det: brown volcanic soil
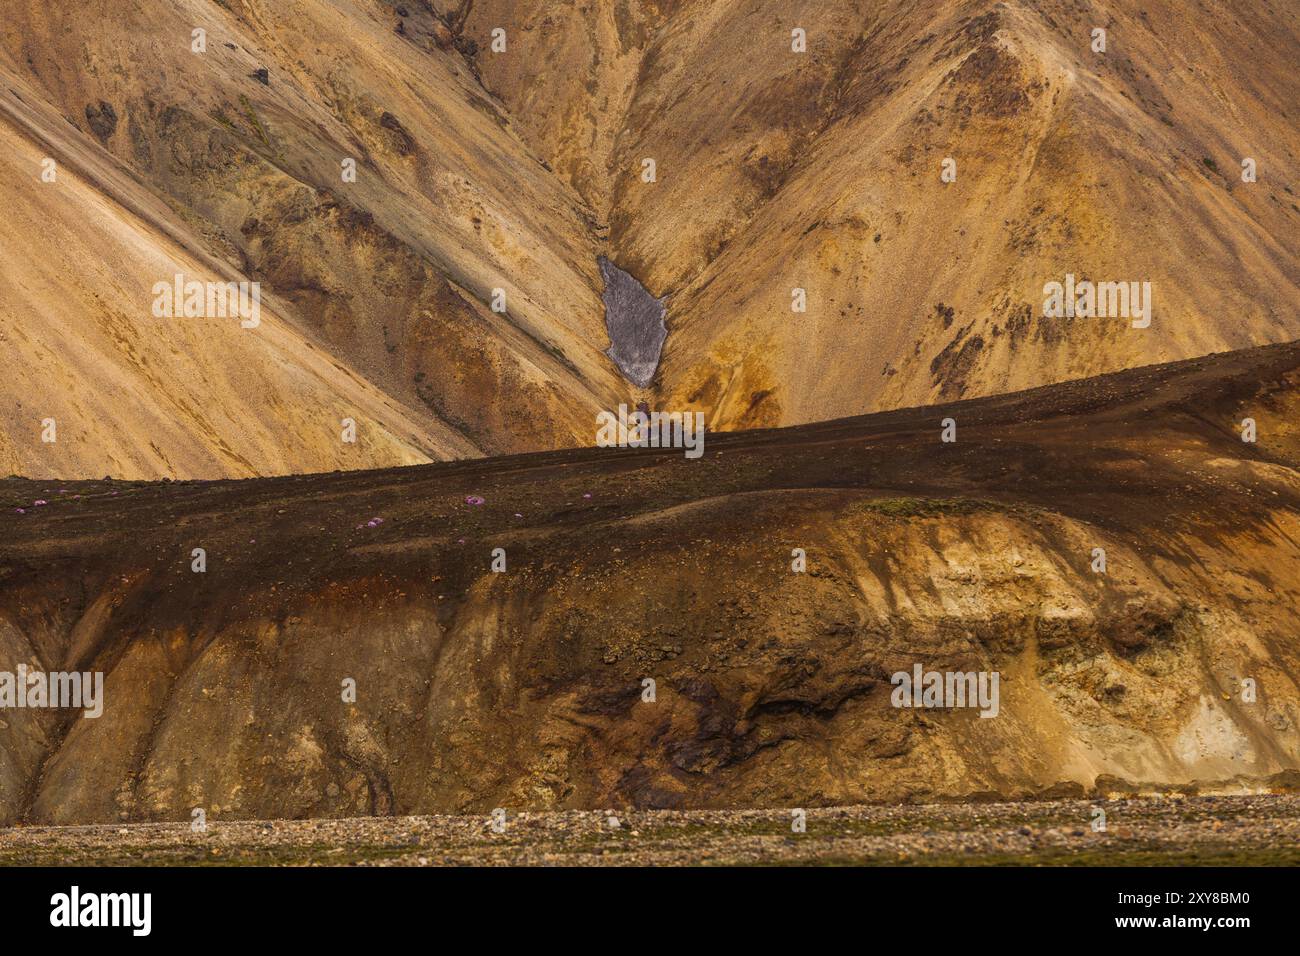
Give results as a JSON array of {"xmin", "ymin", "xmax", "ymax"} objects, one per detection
[{"xmin": 2, "ymin": 342, "xmax": 1300, "ymax": 823}]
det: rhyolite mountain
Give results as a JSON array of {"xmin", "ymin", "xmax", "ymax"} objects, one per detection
[
  {"xmin": 1, "ymin": 0, "xmax": 1297, "ymax": 478},
  {"xmin": 2, "ymin": 341, "xmax": 1300, "ymax": 821}
]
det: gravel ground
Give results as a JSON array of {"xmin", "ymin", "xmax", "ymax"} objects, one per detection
[{"xmin": 1, "ymin": 794, "xmax": 1296, "ymax": 866}]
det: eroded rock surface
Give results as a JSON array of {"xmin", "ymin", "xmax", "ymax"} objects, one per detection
[
  {"xmin": 2, "ymin": 343, "xmax": 1300, "ymax": 822},
  {"xmin": 2, "ymin": 1, "xmax": 1298, "ymax": 475}
]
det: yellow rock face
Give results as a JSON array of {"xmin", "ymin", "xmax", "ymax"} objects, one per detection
[{"xmin": 1, "ymin": 0, "xmax": 1297, "ymax": 480}]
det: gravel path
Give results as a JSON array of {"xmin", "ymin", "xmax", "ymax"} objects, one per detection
[{"xmin": 2, "ymin": 795, "xmax": 1296, "ymax": 866}]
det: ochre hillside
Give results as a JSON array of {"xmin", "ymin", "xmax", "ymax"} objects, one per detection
[
  {"xmin": 2, "ymin": 0, "xmax": 1296, "ymax": 478},
  {"xmin": 2, "ymin": 342, "xmax": 1299, "ymax": 821}
]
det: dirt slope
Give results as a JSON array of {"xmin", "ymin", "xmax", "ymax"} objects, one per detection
[
  {"xmin": 466, "ymin": 0, "xmax": 1300, "ymax": 428},
  {"xmin": 3, "ymin": 0, "xmax": 1296, "ymax": 477},
  {"xmin": 0, "ymin": 83, "xmax": 473, "ymax": 479},
  {"xmin": 0, "ymin": 0, "xmax": 626, "ymax": 478},
  {"xmin": 2, "ymin": 341, "xmax": 1300, "ymax": 823}
]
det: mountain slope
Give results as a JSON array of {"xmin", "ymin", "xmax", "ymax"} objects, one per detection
[
  {"xmin": 466, "ymin": 0, "xmax": 1300, "ymax": 427},
  {"xmin": 1, "ymin": 0, "xmax": 1296, "ymax": 478},
  {"xmin": 3, "ymin": 341, "xmax": 1300, "ymax": 822},
  {"xmin": 0, "ymin": 0, "xmax": 626, "ymax": 478},
  {"xmin": 0, "ymin": 80, "xmax": 466, "ymax": 478}
]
